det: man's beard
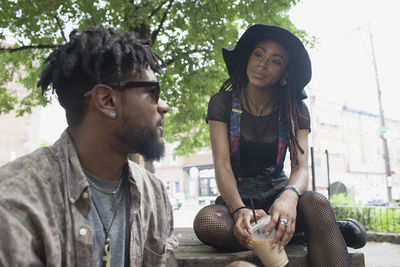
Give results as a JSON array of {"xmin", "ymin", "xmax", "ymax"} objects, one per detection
[{"xmin": 117, "ymin": 111, "xmax": 165, "ymax": 161}]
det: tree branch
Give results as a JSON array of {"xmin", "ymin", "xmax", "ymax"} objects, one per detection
[
  {"xmin": 151, "ymin": 0, "xmax": 174, "ymax": 44},
  {"xmin": 91, "ymin": 16, "xmax": 97, "ymax": 26},
  {"xmin": 0, "ymin": 44, "xmax": 59, "ymax": 53},
  {"xmin": 52, "ymin": 13, "xmax": 67, "ymax": 42},
  {"xmin": 148, "ymin": 0, "xmax": 169, "ymax": 18},
  {"xmin": 48, "ymin": 0, "xmax": 67, "ymax": 42},
  {"xmin": 86, "ymin": 2, "xmax": 98, "ymax": 26}
]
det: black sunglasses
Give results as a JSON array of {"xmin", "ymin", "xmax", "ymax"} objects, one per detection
[{"xmin": 84, "ymin": 81, "xmax": 160, "ymax": 98}]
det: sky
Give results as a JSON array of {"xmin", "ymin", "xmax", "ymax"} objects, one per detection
[
  {"xmin": 40, "ymin": 0, "xmax": 400, "ymax": 142},
  {"xmin": 289, "ymin": 0, "xmax": 400, "ymax": 119}
]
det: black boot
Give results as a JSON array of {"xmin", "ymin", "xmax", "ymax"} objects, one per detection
[{"xmin": 337, "ymin": 218, "xmax": 367, "ymax": 249}]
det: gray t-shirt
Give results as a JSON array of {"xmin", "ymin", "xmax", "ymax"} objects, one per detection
[{"xmin": 84, "ymin": 170, "xmax": 130, "ymax": 267}]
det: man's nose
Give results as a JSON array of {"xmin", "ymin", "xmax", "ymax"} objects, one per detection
[{"xmin": 158, "ymin": 98, "xmax": 169, "ymax": 114}]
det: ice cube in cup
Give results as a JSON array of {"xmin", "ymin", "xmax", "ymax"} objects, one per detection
[{"xmin": 252, "ymin": 215, "xmax": 276, "ymax": 240}]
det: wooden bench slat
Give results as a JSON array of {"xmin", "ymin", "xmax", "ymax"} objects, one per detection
[{"xmin": 174, "ymin": 228, "xmax": 365, "ymax": 267}]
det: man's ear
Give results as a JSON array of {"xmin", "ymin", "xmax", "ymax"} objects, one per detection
[{"xmin": 89, "ymin": 84, "xmax": 119, "ymax": 119}]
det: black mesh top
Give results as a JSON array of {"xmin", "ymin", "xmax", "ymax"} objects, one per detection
[{"xmin": 206, "ymin": 90, "xmax": 311, "ymax": 174}]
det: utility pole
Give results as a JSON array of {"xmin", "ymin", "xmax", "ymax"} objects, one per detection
[
  {"xmin": 368, "ymin": 22, "xmax": 392, "ymax": 203},
  {"xmin": 310, "ymin": 147, "xmax": 316, "ymax": 191},
  {"xmin": 325, "ymin": 150, "xmax": 331, "ymax": 199}
]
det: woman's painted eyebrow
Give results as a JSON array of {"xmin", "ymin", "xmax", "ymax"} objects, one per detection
[{"xmin": 255, "ymin": 46, "xmax": 286, "ymax": 60}]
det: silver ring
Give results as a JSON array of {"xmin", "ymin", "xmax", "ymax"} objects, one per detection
[
  {"xmin": 279, "ymin": 218, "xmax": 289, "ymax": 226},
  {"xmin": 257, "ymin": 65, "xmax": 264, "ymax": 71}
]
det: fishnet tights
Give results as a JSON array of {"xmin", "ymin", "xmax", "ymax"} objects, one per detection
[
  {"xmin": 193, "ymin": 191, "xmax": 350, "ymax": 266},
  {"xmin": 297, "ymin": 192, "xmax": 349, "ymax": 266},
  {"xmin": 193, "ymin": 204, "xmax": 246, "ymax": 251}
]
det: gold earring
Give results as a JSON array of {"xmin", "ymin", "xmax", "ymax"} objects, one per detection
[{"xmin": 280, "ymin": 78, "xmax": 287, "ymax": 87}]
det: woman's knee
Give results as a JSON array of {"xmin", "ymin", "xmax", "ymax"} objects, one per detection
[
  {"xmin": 193, "ymin": 204, "xmax": 244, "ymax": 250},
  {"xmin": 193, "ymin": 204, "xmax": 233, "ymax": 231},
  {"xmin": 299, "ymin": 191, "xmax": 332, "ymax": 212}
]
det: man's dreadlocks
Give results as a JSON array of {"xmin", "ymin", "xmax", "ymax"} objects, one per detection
[{"xmin": 38, "ymin": 25, "xmax": 165, "ymax": 126}]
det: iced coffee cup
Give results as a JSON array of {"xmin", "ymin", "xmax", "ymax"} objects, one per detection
[{"xmin": 252, "ymin": 215, "xmax": 289, "ymax": 267}]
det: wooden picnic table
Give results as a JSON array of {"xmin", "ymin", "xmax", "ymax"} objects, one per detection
[{"xmin": 174, "ymin": 227, "xmax": 365, "ymax": 267}]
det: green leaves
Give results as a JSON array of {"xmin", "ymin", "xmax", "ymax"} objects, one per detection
[{"xmin": 0, "ymin": 0, "xmax": 312, "ymax": 155}]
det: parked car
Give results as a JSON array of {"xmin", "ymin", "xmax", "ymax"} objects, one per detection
[
  {"xmin": 169, "ymin": 194, "xmax": 182, "ymax": 210},
  {"xmin": 367, "ymin": 199, "xmax": 388, "ymax": 206}
]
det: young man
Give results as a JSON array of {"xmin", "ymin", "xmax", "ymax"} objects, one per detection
[{"xmin": 0, "ymin": 25, "xmax": 178, "ymax": 267}]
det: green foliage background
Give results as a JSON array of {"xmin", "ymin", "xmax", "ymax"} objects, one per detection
[
  {"xmin": 331, "ymin": 194, "xmax": 400, "ymax": 234},
  {"xmin": 0, "ymin": 0, "xmax": 314, "ymax": 155}
]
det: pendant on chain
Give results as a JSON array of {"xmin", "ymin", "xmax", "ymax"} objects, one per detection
[{"xmin": 103, "ymin": 237, "xmax": 111, "ymax": 267}]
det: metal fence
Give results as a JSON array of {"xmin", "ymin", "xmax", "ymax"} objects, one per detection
[{"xmin": 332, "ymin": 205, "xmax": 400, "ymax": 234}]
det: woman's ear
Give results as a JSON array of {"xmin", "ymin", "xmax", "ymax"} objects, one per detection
[{"xmin": 90, "ymin": 84, "xmax": 119, "ymax": 119}]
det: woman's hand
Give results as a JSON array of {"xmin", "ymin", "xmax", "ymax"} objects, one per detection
[
  {"xmin": 233, "ymin": 208, "xmax": 267, "ymax": 249},
  {"xmin": 265, "ymin": 190, "xmax": 299, "ymax": 252}
]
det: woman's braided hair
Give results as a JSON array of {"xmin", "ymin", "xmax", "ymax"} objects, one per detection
[
  {"xmin": 220, "ymin": 42, "xmax": 305, "ymax": 166},
  {"xmin": 38, "ymin": 25, "xmax": 165, "ymax": 126}
]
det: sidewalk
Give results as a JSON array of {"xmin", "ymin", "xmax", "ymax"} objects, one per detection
[
  {"xmin": 173, "ymin": 199, "xmax": 202, "ymax": 228},
  {"xmin": 358, "ymin": 241, "xmax": 400, "ymax": 267}
]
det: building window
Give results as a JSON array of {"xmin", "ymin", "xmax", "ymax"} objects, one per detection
[
  {"xmin": 333, "ymin": 125, "xmax": 339, "ymax": 132},
  {"xmin": 175, "ymin": 181, "xmax": 180, "ymax": 193},
  {"xmin": 199, "ymin": 178, "xmax": 218, "ymax": 197}
]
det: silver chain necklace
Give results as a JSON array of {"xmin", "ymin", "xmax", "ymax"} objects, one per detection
[
  {"xmin": 85, "ymin": 175, "xmax": 123, "ymax": 212},
  {"xmin": 86, "ymin": 175, "xmax": 122, "ymax": 195}
]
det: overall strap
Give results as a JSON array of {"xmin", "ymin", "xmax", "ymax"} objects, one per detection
[
  {"xmin": 275, "ymin": 109, "xmax": 288, "ymax": 176},
  {"xmin": 229, "ymin": 88, "xmax": 242, "ymax": 174}
]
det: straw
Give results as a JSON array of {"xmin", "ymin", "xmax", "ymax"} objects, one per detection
[{"xmin": 250, "ymin": 198, "xmax": 257, "ymax": 224}]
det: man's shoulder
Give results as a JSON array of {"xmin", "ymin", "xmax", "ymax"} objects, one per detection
[
  {"xmin": 127, "ymin": 161, "xmax": 170, "ymax": 208},
  {"xmin": 0, "ymin": 146, "xmax": 62, "ymax": 194},
  {"xmin": 128, "ymin": 161, "xmax": 164, "ymax": 190}
]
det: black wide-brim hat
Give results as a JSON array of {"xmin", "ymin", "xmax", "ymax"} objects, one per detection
[{"xmin": 222, "ymin": 24, "xmax": 312, "ymax": 100}]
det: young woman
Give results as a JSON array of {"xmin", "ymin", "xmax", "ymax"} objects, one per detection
[{"xmin": 193, "ymin": 24, "xmax": 366, "ymax": 266}]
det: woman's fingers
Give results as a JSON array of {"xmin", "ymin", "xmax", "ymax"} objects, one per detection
[
  {"xmin": 233, "ymin": 211, "xmax": 253, "ymax": 248},
  {"xmin": 278, "ymin": 218, "xmax": 295, "ymax": 252},
  {"xmin": 265, "ymin": 213, "xmax": 278, "ymax": 239},
  {"xmin": 271, "ymin": 216, "xmax": 286, "ymax": 247},
  {"xmin": 234, "ymin": 225, "xmax": 253, "ymax": 248},
  {"xmin": 266, "ymin": 215, "xmax": 296, "ymax": 251}
]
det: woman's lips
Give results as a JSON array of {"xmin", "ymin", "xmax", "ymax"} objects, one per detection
[{"xmin": 252, "ymin": 71, "xmax": 266, "ymax": 79}]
